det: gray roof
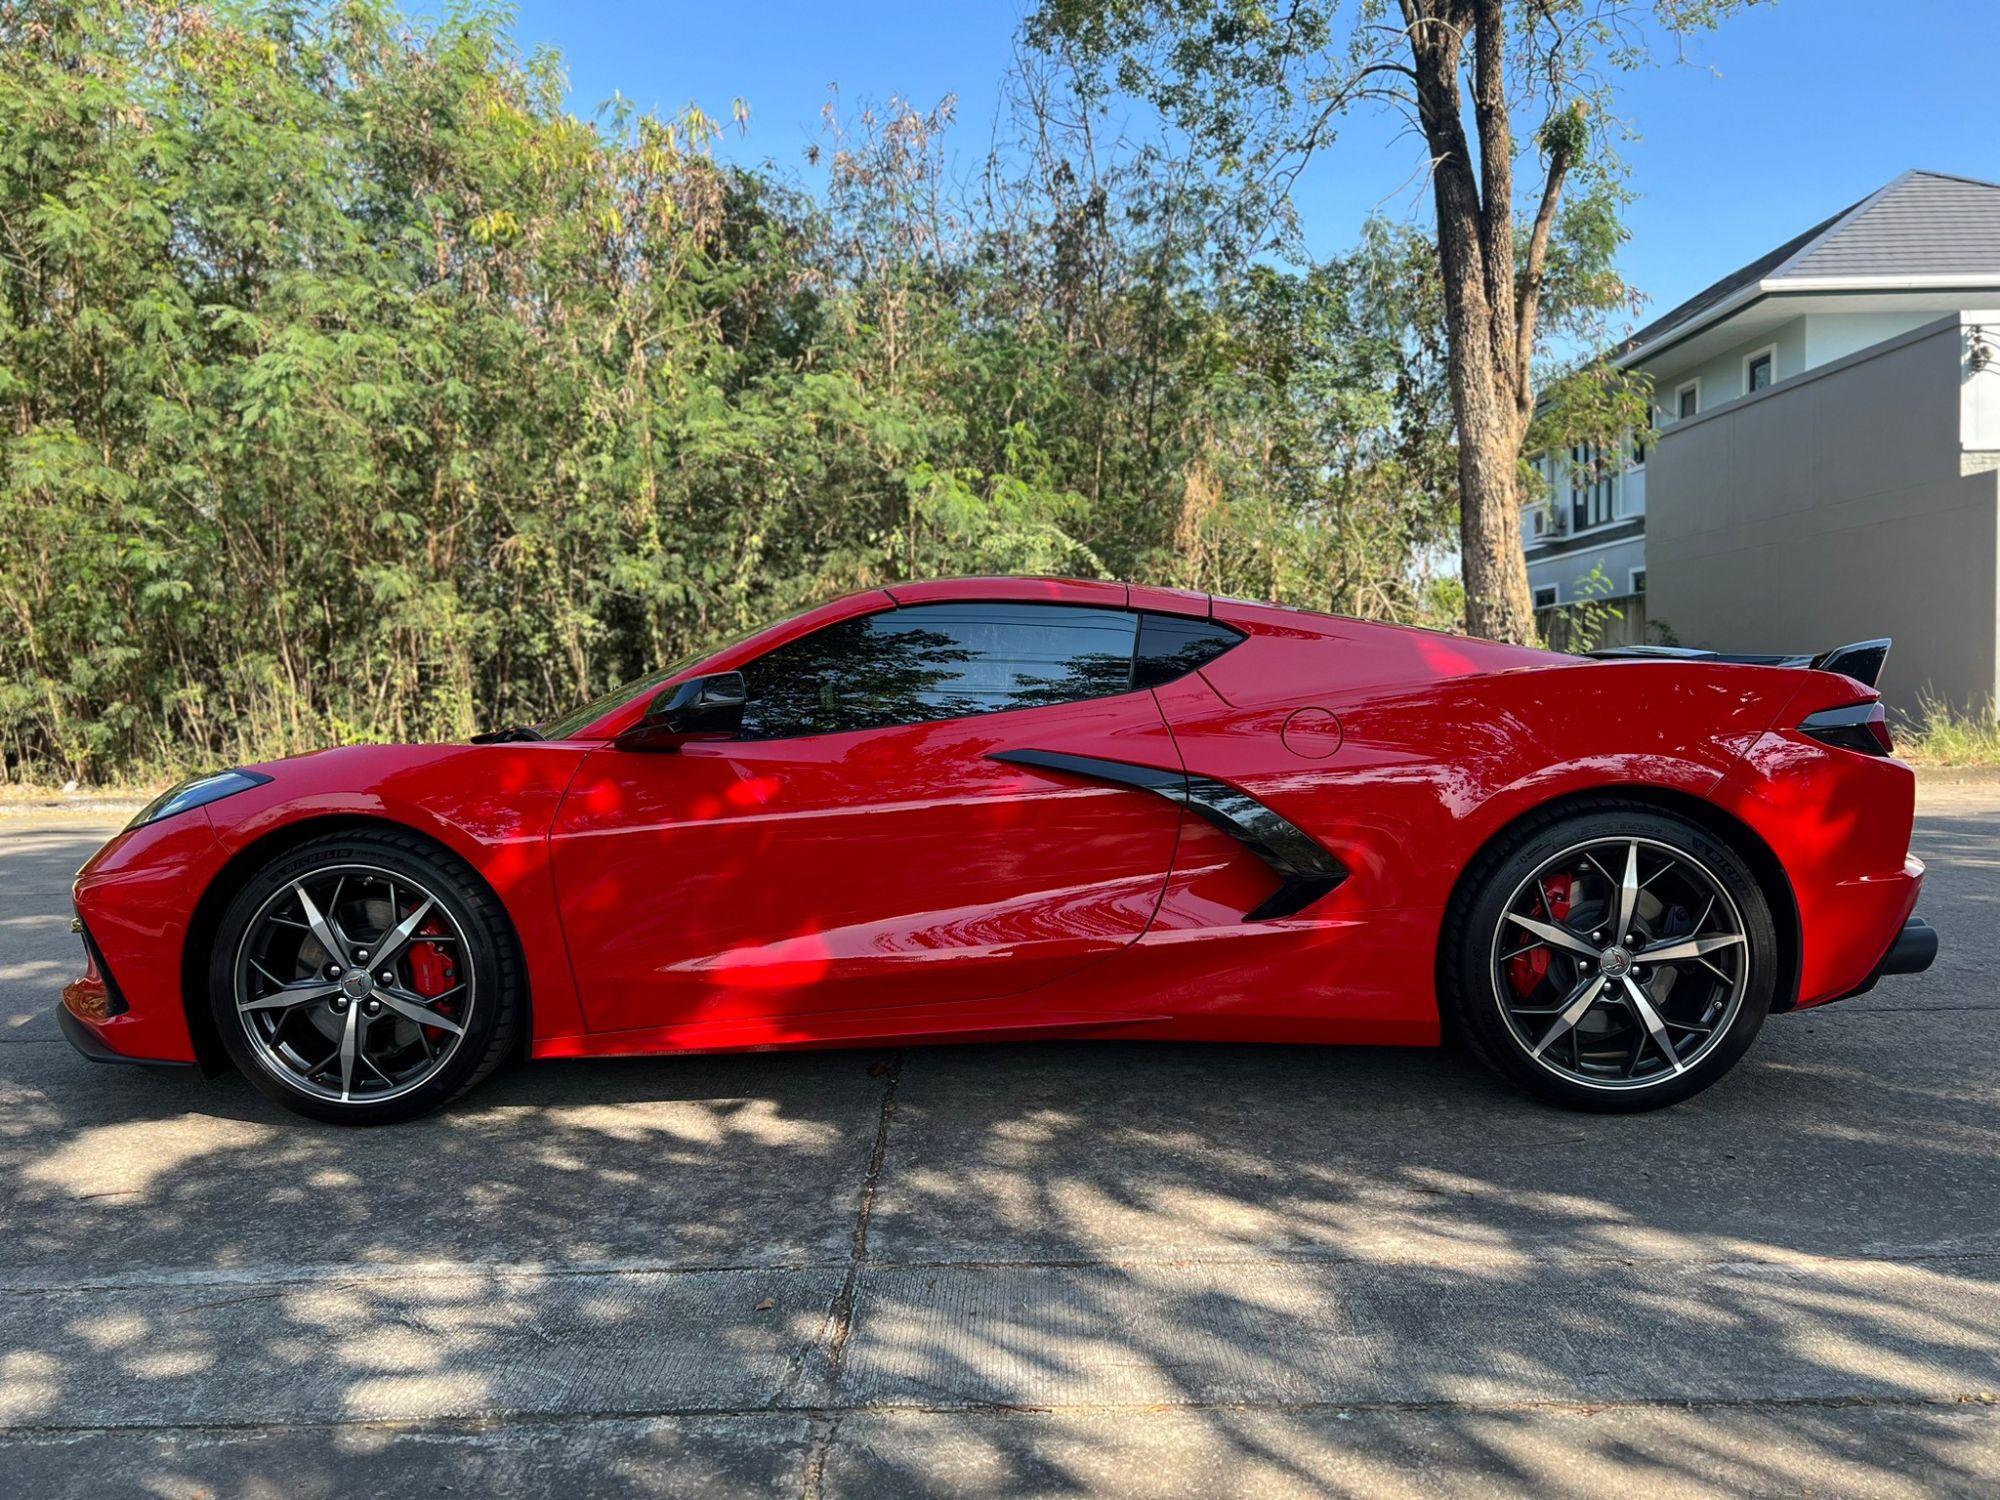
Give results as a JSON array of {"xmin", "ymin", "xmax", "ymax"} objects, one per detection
[{"xmin": 1620, "ymin": 170, "xmax": 2000, "ymax": 361}]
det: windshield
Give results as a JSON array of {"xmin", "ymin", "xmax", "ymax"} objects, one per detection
[{"xmin": 536, "ymin": 619, "xmax": 769, "ymax": 741}]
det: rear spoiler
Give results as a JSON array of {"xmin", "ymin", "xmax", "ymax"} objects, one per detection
[{"xmin": 1584, "ymin": 638, "xmax": 1891, "ymax": 688}]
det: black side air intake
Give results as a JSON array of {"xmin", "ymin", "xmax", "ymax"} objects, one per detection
[{"xmin": 989, "ymin": 749, "xmax": 1347, "ymax": 921}]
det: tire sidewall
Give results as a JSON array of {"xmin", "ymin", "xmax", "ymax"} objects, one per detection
[
  {"xmin": 1449, "ymin": 806, "xmax": 1778, "ymax": 1113},
  {"xmin": 209, "ymin": 833, "xmax": 511, "ymax": 1125}
]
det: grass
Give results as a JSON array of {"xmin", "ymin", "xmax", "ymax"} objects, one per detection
[{"xmin": 1893, "ymin": 696, "xmax": 2000, "ymax": 768}]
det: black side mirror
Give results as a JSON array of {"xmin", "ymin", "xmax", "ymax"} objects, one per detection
[{"xmin": 616, "ymin": 671, "xmax": 746, "ymax": 751}]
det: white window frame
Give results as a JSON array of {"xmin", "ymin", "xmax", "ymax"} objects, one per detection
[
  {"xmin": 1629, "ymin": 567, "xmax": 1647, "ymax": 596},
  {"xmin": 1742, "ymin": 344, "xmax": 1777, "ymax": 397},
  {"xmin": 1522, "ymin": 453, "xmax": 1556, "ymax": 549},
  {"xmin": 1533, "ymin": 584, "xmax": 1559, "ymax": 609},
  {"xmin": 1674, "ymin": 379, "xmax": 1701, "ymax": 421},
  {"xmin": 1568, "ymin": 441, "xmax": 1616, "ymax": 533}
]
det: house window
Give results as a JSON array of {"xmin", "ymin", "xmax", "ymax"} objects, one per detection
[
  {"xmin": 1744, "ymin": 346, "xmax": 1776, "ymax": 394},
  {"xmin": 1675, "ymin": 381, "xmax": 1699, "ymax": 420},
  {"xmin": 1534, "ymin": 585, "xmax": 1559, "ymax": 609},
  {"xmin": 1630, "ymin": 568, "xmax": 1647, "ymax": 595},
  {"xmin": 1631, "ymin": 434, "xmax": 1647, "ymax": 467},
  {"xmin": 1569, "ymin": 443, "xmax": 1615, "ymax": 531}
]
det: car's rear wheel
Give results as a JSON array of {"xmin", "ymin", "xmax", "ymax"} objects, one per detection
[
  {"xmin": 1444, "ymin": 803, "xmax": 1778, "ymax": 1112},
  {"xmin": 209, "ymin": 829, "xmax": 521, "ymax": 1124}
]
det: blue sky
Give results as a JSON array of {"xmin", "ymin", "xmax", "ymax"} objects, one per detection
[{"xmin": 507, "ymin": 1, "xmax": 2000, "ymax": 333}]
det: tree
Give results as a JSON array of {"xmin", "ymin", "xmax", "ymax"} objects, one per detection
[
  {"xmin": 0, "ymin": 0, "xmax": 1475, "ymax": 785},
  {"xmin": 1028, "ymin": 0, "xmax": 1762, "ymax": 644}
]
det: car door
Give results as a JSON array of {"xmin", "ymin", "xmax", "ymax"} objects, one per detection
[{"xmin": 549, "ymin": 600, "xmax": 1187, "ymax": 1037}]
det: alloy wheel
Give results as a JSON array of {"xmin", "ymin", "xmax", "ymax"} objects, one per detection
[
  {"xmin": 232, "ymin": 863, "xmax": 475, "ymax": 1105},
  {"xmin": 1488, "ymin": 836, "xmax": 1749, "ymax": 1091}
]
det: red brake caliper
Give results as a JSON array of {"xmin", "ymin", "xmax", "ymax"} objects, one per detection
[
  {"xmin": 1506, "ymin": 874, "xmax": 1573, "ymax": 996},
  {"xmin": 405, "ymin": 916, "xmax": 459, "ymax": 1036}
]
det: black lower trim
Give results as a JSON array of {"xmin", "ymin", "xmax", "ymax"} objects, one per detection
[
  {"xmin": 56, "ymin": 1003, "xmax": 198, "ymax": 1070},
  {"xmin": 990, "ymin": 749, "xmax": 1347, "ymax": 921}
]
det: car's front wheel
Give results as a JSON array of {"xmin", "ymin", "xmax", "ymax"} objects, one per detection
[
  {"xmin": 1443, "ymin": 802, "xmax": 1779, "ymax": 1112},
  {"xmin": 209, "ymin": 829, "xmax": 521, "ymax": 1124}
]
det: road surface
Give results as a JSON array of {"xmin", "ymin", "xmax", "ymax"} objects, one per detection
[{"xmin": 2, "ymin": 787, "xmax": 1997, "ymax": 1496}]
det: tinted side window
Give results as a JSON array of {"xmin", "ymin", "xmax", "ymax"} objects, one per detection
[
  {"xmin": 738, "ymin": 603, "xmax": 1140, "ymax": 740},
  {"xmin": 1132, "ymin": 614, "xmax": 1245, "ymax": 689}
]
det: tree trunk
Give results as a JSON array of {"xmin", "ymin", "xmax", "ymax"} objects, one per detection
[
  {"xmin": 1405, "ymin": 0, "xmax": 1545, "ymax": 647},
  {"xmin": 1453, "ymin": 369, "xmax": 1538, "ymax": 644}
]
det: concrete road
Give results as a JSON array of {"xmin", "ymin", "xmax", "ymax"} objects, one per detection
[{"xmin": 1, "ymin": 789, "xmax": 1997, "ymax": 1497}]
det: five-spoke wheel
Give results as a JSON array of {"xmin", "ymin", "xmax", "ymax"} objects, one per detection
[
  {"xmin": 234, "ymin": 865, "xmax": 473, "ymax": 1105},
  {"xmin": 1493, "ymin": 837, "xmax": 1748, "ymax": 1089},
  {"xmin": 1447, "ymin": 803, "xmax": 1777, "ymax": 1111},
  {"xmin": 210, "ymin": 831, "xmax": 520, "ymax": 1123}
]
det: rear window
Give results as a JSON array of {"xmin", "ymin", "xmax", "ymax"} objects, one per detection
[{"xmin": 1132, "ymin": 614, "xmax": 1244, "ymax": 690}]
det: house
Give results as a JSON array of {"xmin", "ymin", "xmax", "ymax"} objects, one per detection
[{"xmin": 1524, "ymin": 169, "xmax": 2000, "ymax": 712}]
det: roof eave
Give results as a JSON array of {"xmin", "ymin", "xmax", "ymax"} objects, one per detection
[
  {"xmin": 1613, "ymin": 275, "xmax": 2000, "ymax": 370},
  {"xmin": 1755, "ymin": 275, "xmax": 2000, "ymax": 292},
  {"xmin": 1611, "ymin": 279, "xmax": 1770, "ymax": 369}
]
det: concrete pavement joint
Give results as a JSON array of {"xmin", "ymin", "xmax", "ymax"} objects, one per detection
[
  {"xmin": 1819, "ymin": 1003, "xmax": 2000, "ymax": 1015},
  {"xmin": 3, "ymin": 1389, "xmax": 1997, "ymax": 1441},
  {"xmin": 9, "ymin": 1242, "xmax": 2000, "ymax": 1299},
  {"xmin": 0, "ymin": 1256, "xmax": 849, "ymax": 1297},
  {"xmin": 797, "ymin": 1051, "xmax": 902, "ymax": 1499}
]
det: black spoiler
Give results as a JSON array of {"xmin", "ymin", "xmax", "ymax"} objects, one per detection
[{"xmin": 1584, "ymin": 638, "xmax": 1891, "ymax": 689}]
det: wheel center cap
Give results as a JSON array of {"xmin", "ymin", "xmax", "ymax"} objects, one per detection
[
  {"xmin": 1599, "ymin": 946, "xmax": 1633, "ymax": 979},
  {"xmin": 340, "ymin": 970, "xmax": 374, "ymax": 1002}
]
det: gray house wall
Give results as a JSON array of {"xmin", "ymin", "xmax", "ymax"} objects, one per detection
[
  {"xmin": 1646, "ymin": 316, "xmax": 2000, "ymax": 716},
  {"xmin": 1526, "ymin": 531, "xmax": 1647, "ymax": 604}
]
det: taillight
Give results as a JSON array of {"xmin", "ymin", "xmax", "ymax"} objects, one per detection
[{"xmin": 1799, "ymin": 701, "xmax": 1894, "ymax": 756}]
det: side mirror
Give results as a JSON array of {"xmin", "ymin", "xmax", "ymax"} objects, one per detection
[{"xmin": 616, "ymin": 671, "xmax": 746, "ymax": 751}]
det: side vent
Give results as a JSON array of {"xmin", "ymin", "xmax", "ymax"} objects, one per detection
[{"xmin": 989, "ymin": 749, "xmax": 1347, "ymax": 921}]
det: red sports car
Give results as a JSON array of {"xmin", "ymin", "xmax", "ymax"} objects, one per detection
[{"xmin": 60, "ymin": 576, "xmax": 1936, "ymax": 1123}]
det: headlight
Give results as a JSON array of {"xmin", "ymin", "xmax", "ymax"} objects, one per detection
[{"xmin": 125, "ymin": 770, "xmax": 272, "ymax": 831}]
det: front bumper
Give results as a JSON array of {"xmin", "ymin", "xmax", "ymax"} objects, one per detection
[
  {"xmin": 62, "ymin": 871, "xmax": 215, "ymax": 1070},
  {"xmin": 56, "ymin": 1000, "xmax": 197, "ymax": 1070},
  {"xmin": 66, "ymin": 813, "xmax": 225, "ymax": 1066},
  {"xmin": 60, "ymin": 917, "xmax": 198, "ymax": 1069}
]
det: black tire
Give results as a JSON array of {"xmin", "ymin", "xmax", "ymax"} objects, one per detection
[
  {"xmin": 1442, "ymin": 801, "xmax": 1778, "ymax": 1113},
  {"xmin": 208, "ymin": 828, "xmax": 522, "ymax": 1124}
]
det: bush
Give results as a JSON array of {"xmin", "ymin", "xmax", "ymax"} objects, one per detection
[{"xmin": 0, "ymin": 0, "xmax": 1464, "ymax": 784}]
